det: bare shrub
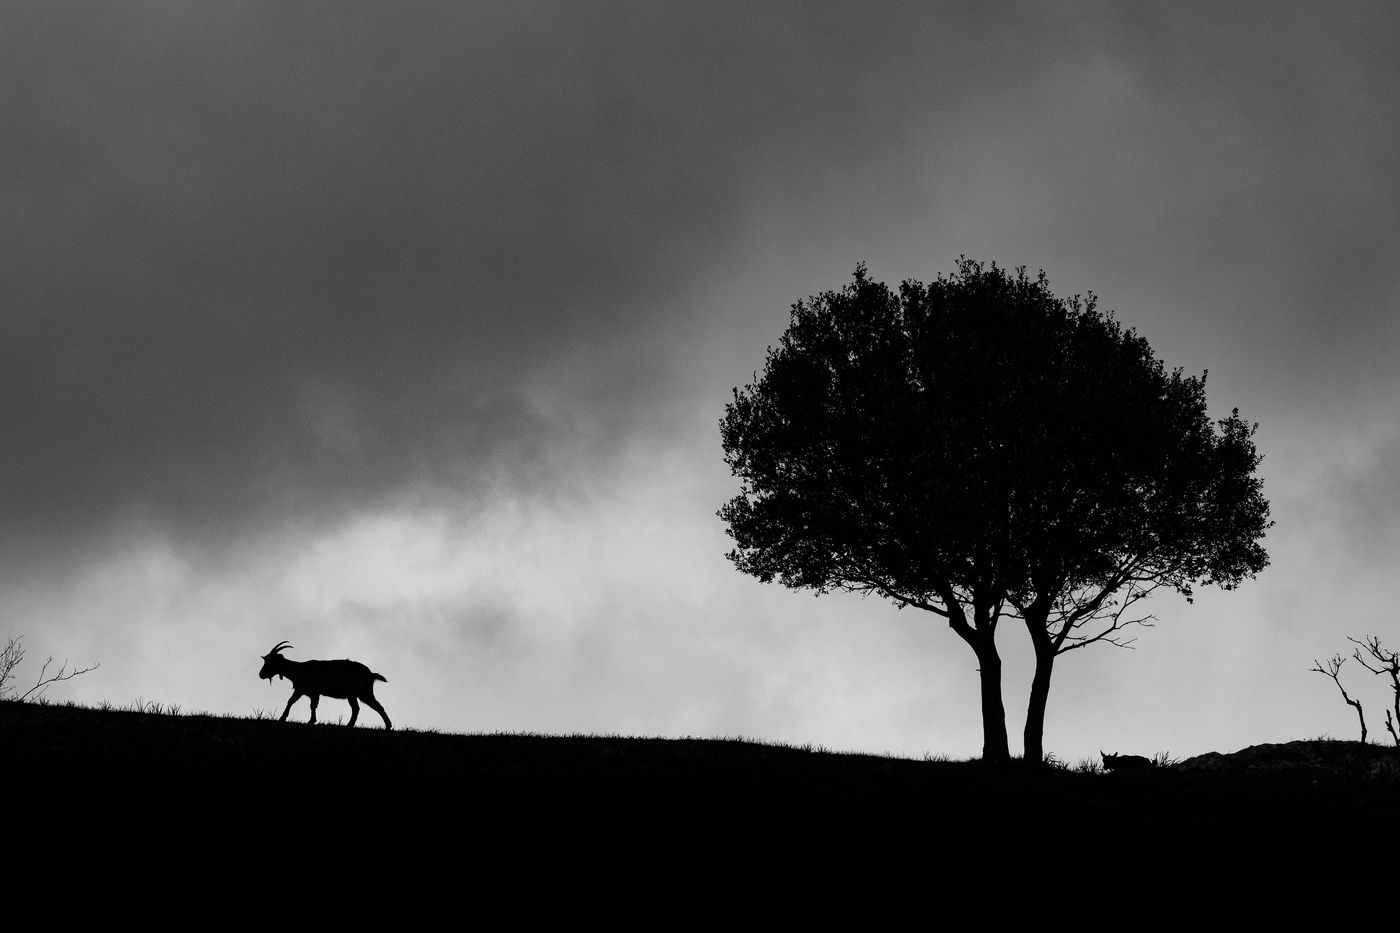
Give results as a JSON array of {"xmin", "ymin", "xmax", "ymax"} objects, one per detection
[
  {"xmin": 1312, "ymin": 635, "xmax": 1400, "ymax": 745},
  {"xmin": 0, "ymin": 635, "xmax": 99, "ymax": 703}
]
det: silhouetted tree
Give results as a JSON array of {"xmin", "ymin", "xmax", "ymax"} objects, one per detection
[
  {"xmin": 719, "ymin": 260, "xmax": 1271, "ymax": 763},
  {"xmin": 1311, "ymin": 653, "xmax": 1368, "ymax": 743},
  {"xmin": 1315, "ymin": 634, "xmax": 1400, "ymax": 746},
  {"xmin": 1349, "ymin": 635, "xmax": 1400, "ymax": 745}
]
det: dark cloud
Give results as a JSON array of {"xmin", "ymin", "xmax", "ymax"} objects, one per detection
[
  {"xmin": 12, "ymin": 3, "xmax": 1115, "ymax": 564},
  {"xmin": 2, "ymin": 4, "xmax": 925, "ymax": 557},
  {"xmin": 3, "ymin": 0, "xmax": 1397, "ymax": 700},
  {"xmin": 1111, "ymin": 5, "xmax": 1400, "ymax": 367}
]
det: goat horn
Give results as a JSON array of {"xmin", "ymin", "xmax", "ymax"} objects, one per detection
[{"xmin": 269, "ymin": 641, "xmax": 293, "ymax": 655}]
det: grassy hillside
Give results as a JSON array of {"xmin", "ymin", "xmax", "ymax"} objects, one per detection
[
  {"xmin": 9, "ymin": 698, "xmax": 1397, "ymax": 813},
  {"xmin": 6, "ymin": 698, "xmax": 1397, "ymax": 910}
]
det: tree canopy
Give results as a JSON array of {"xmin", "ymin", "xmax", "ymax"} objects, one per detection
[{"xmin": 720, "ymin": 259, "xmax": 1271, "ymax": 762}]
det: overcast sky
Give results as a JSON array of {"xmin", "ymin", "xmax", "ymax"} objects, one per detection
[{"xmin": 4, "ymin": 2, "xmax": 1398, "ymax": 762}]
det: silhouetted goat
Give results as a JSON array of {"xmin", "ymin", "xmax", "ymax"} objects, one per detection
[
  {"xmin": 1101, "ymin": 751, "xmax": 1154, "ymax": 772},
  {"xmin": 258, "ymin": 641, "xmax": 392, "ymax": 729}
]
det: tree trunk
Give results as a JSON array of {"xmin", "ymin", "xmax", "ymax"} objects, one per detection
[
  {"xmin": 1023, "ymin": 647, "xmax": 1054, "ymax": 766},
  {"xmin": 972, "ymin": 639, "xmax": 1011, "ymax": 764}
]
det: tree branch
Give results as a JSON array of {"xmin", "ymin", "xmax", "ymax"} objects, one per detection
[
  {"xmin": 1, "ymin": 635, "xmax": 99, "ymax": 703},
  {"xmin": 1348, "ymin": 635, "xmax": 1400, "ymax": 746},
  {"xmin": 842, "ymin": 560, "xmax": 953, "ymax": 619},
  {"xmin": 1310, "ymin": 654, "xmax": 1367, "ymax": 743},
  {"xmin": 1046, "ymin": 578, "xmax": 1165, "ymax": 655}
]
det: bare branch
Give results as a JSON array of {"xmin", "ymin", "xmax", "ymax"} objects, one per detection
[
  {"xmin": 0, "ymin": 635, "xmax": 24, "ymax": 700},
  {"xmin": 1, "ymin": 634, "xmax": 99, "ymax": 703},
  {"xmin": 1348, "ymin": 635, "xmax": 1400, "ymax": 746},
  {"xmin": 1348, "ymin": 634, "xmax": 1399, "ymax": 676},
  {"xmin": 1310, "ymin": 654, "xmax": 1367, "ymax": 743},
  {"xmin": 1043, "ymin": 578, "xmax": 1166, "ymax": 655},
  {"xmin": 841, "ymin": 557, "xmax": 955, "ymax": 619},
  {"xmin": 16, "ymin": 657, "xmax": 100, "ymax": 703}
]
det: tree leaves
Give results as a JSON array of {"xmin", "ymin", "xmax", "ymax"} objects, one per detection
[{"xmin": 719, "ymin": 258, "xmax": 1271, "ymax": 641}]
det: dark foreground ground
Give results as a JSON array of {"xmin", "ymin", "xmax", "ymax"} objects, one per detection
[{"xmin": 7, "ymin": 700, "xmax": 1397, "ymax": 915}]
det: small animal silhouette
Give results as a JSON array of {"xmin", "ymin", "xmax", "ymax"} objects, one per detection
[
  {"xmin": 1101, "ymin": 751, "xmax": 1154, "ymax": 772},
  {"xmin": 258, "ymin": 641, "xmax": 392, "ymax": 729}
]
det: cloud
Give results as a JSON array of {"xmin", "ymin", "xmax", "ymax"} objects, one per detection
[
  {"xmin": 0, "ymin": 436, "xmax": 934, "ymax": 747},
  {"xmin": 0, "ymin": 5, "xmax": 763, "ymax": 557},
  {"xmin": 11, "ymin": 3, "xmax": 1392, "ymax": 562}
]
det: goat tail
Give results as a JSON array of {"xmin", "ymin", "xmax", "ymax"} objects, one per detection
[{"xmin": 374, "ymin": 673, "xmax": 388, "ymax": 683}]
